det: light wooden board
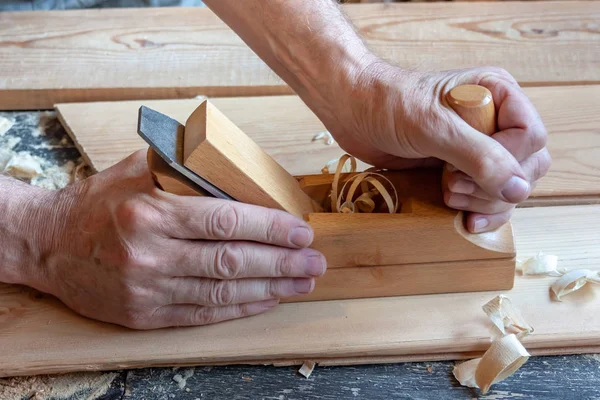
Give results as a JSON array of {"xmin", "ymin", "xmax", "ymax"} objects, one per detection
[
  {"xmin": 56, "ymin": 85, "xmax": 600, "ymax": 201},
  {"xmin": 3, "ymin": 2, "xmax": 600, "ymax": 109},
  {"xmin": 1, "ymin": 205, "xmax": 599, "ymax": 377}
]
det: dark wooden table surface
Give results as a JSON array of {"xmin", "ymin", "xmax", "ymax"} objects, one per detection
[{"xmin": 1, "ymin": 111, "xmax": 599, "ymax": 400}]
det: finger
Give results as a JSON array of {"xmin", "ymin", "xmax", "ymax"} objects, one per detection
[
  {"xmin": 466, "ymin": 209, "xmax": 514, "ymax": 234},
  {"xmin": 480, "ymin": 75, "xmax": 548, "ymax": 162},
  {"xmin": 151, "ymin": 299, "xmax": 280, "ymax": 328},
  {"xmin": 436, "ymin": 116, "xmax": 530, "ymax": 204},
  {"xmin": 445, "ymin": 149, "xmax": 551, "ymax": 200},
  {"xmin": 445, "ymin": 168, "xmax": 493, "ymax": 201},
  {"xmin": 444, "ymin": 190, "xmax": 514, "ymax": 215},
  {"xmin": 169, "ymin": 241, "xmax": 327, "ymax": 279},
  {"xmin": 167, "ymin": 277, "xmax": 315, "ymax": 306},
  {"xmin": 158, "ymin": 197, "xmax": 314, "ymax": 248}
]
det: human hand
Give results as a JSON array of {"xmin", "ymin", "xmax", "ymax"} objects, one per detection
[
  {"xmin": 327, "ymin": 63, "xmax": 551, "ymax": 233},
  {"xmin": 29, "ymin": 151, "xmax": 326, "ymax": 329}
]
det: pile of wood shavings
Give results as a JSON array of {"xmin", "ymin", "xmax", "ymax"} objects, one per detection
[
  {"xmin": 325, "ymin": 154, "xmax": 399, "ymax": 214},
  {"xmin": 0, "ymin": 115, "xmax": 89, "ymax": 190},
  {"xmin": 0, "ymin": 372, "xmax": 118, "ymax": 400}
]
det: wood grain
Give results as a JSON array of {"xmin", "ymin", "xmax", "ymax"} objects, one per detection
[
  {"xmin": 1, "ymin": 205, "xmax": 599, "ymax": 377},
  {"xmin": 283, "ymin": 258, "xmax": 515, "ymax": 303},
  {"xmin": 183, "ymin": 101, "xmax": 319, "ymax": 217},
  {"xmin": 56, "ymin": 85, "xmax": 600, "ymax": 201},
  {"xmin": 3, "ymin": 2, "xmax": 600, "ymax": 109}
]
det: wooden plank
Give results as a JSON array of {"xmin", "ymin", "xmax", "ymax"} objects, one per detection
[
  {"xmin": 1, "ymin": 205, "xmax": 599, "ymax": 377},
  {"xmin": 56, "ymin": 85, "xmax": 600, "ymax": 202},
  {"xmin": 3, "ymin": 2, "xmax": 600, "ymax": 109}
]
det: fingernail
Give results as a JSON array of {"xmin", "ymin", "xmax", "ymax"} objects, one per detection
[
  {"xmin": 501, "ymin": 176, "xmax": 530, "ymax": 203},
  {"xmin": 473, "ymin": 217, "xmax": 489, "ymax": 233},
  {"xmin": 451, "ymin": 179, "xmax": 476, "ymax": 195},
  {"xmin": 447, "ymin": 193, "xmax": 469, "ymax": 209},
  {"xmin": 289, "ymin": 226, "xmax": 312, "ymax": 248},
  {"xmin": 304, "ymin": 254, "xmax": 326, "ymax": 277},
  {"xmin": 248, "ymin": 299, "xmax": 280, "ymax": 313},
  {"xmin": 293, "ymin": 278, "xmax": 314, "ymax": 294}
]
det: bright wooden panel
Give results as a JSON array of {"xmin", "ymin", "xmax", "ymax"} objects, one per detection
[
  {"xmin": 1, "ymin": 205, "xmax": 599, "ymax": 377},
  {"xmin": 2, "ymin": 2, "xmax": 600, "ymax": 109},
  {"xmin": 56, "ymin": 85, "xmax": 600, "ymax": 201}
]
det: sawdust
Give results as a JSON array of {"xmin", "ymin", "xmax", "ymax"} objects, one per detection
[
  {"xmin": 584, "ymin": 354, "xmax": 600, "ymax": 363},
  {"xmin": 0, "ymin": 146, "xmax": 87, "ymax": 190},
  {"xmin": 0, "ymin": 116, "xmax": 14, "ymax": 137},
  {"xmin": 3, "ymin": 152, "xmax": 44, "ymax": 179},
  {"xmin": 172, "ymin": 368, "xmax": 195, "ymax": 390},
  {"xmin": 0, "ymin": 371, "xmax": 118, "ymax": 400}
]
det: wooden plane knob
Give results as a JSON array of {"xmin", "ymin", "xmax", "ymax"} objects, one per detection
[{"xmin": 446, "ymin": 84, "xmax": 496, "ymax": 135}]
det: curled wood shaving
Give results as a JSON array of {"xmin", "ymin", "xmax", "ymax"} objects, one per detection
[
  {"xmin": 327, "ymin": 154, "xmax": 398, "ymax": 214},
  {"xmin": 298, "ymin": 361, "xmax": 316, "ymax": 378},
  {"xmin": 517, "ymin": 252, "xmax": 564, "ymax": 276},
  {"xmin": 551, "ymin": 269, "xmax": 600, "ymax": 301},
  {"xmin": 322, "ymin": 157, "xmax": 353, "ymax": 174},
  {"xmin": 453, "ymin": 295, "xmax": 532, "ymax": 394},
  {"xmin": 482, "ymin": 295, "xmax": 533, "ymax": 340},
  {"xmin": 517, "ymin": 253, "xmax": 599, "ymax": 300},
  {"xmin": 312, "ymin": 131, "xmax": 335, "ymax": 145}
]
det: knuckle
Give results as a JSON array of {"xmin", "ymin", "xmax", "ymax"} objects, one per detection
[
  {"xmin": 265, "ymin": 279, "xmax": 280, "ymax": 299},
  {"xmin": 275, "ymin": 251, "xmax": 294, "ymax": 277},
  {"xmin": 114, "ymin": 198, "xmax": 156, "ymax": 231},
  {"xmin": 534, "ymin": 150, "xmax": 552, "ymax": 181},
  {"xmin": 472, "ymin": 150, "xmax": 499, "ymax": 182},
  {"xmin": 265, "ymin": 211, "xmax": 290, "ymax": 244},
  {"xmin": 215, "ymin": 243, "xmax": 246, "ymax": 279},
  {"xmin": 120, "ymin": 306, "xmax": 148, "ymax": 329},
  {"xmin": 208, "ymin": 203, "xmax": 240, "ymax": 239},
  {"xmin": 209, "ymin": 281, "xmax": 236, "ymax": 306},
  {"xmin": 487, "ymin": 66, "xmax": 513, "ymax": 80},
  {"xmin": 528, "ymin": 122, "xmax": 548, "ymax": 154},
  {"xmin": 192, "ymin": 306, "xmax": 218, "ymax": 326}
]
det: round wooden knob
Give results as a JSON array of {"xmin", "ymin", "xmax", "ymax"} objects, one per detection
[{"xmin": 446, "ymin": 85, "xmax": 496, "ymax": 135}]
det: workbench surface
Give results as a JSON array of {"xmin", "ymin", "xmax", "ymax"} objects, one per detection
[{"xmin": 1, "ymin": 111, "xmax": 599, "ymax": 399}]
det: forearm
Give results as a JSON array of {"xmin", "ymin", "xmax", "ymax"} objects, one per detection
[
  {"xmin": 203, "ymin": 0, "xmax": 378, "ymax": 124},
  {"xmin": 0, "ymin": 175, "xmax": 71, "ymax": 287}
]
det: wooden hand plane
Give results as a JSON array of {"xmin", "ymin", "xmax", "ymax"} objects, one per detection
[{"xmin": 137, "ymin": 85, "xmax": 516, "ymax": 303}]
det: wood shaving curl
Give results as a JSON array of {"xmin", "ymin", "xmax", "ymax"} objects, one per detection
[
  {"xmin": 453, "ymin": 295, "xmax": 532, "ymax": 394},
  {"xmin": 327, "ymin": 154, "xmax": 398, "ymax": 214},
  {"xmin": 552, "ymin": 269, "xmax": 600, "ymax": 301},
  {"xmin": 517, "ymin": 253, "xmax": 599, "ymax": 300}
]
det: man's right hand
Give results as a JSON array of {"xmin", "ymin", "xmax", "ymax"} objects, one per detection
[{"xmin": 30, "ymin": 150, "xmax": 326, "ymax": 329}]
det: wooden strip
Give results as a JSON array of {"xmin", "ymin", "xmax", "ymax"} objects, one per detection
[
  {"xmin": 56, "ymin": 85, "xmax": 600, "ymax": 201},
  {"xmin": 182, "ymin": 100, "xmax": 320, "ymax": 217},
  {"xmin": 3, "ymin": 2, "xmax": 600, "ymax": 109},
  {"xmin": 283, "ymin": 258, "xmax": 515, "ymax": 302},
  {"xmin": 306, "ymin": 213, "xmax": 515, "ymax": 267},
  {"xmin": 1, "ymin": 205, "xmax": 599, "ymax": 377}
]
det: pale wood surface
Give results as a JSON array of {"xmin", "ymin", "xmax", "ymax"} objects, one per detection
[
  {"xmin": 147, "ymin": 148, "xmax": 207, "ymax": 197},
  {"xmin": 56, "ymin": 85, "xmax": 600, "ymax": 201},
  {"xmin": 2, "ymin": 2, "xmax": 600, "ymax": 109},
  {"xmin": 284, "ymin": 258, "xmax": 515, "ymax": 303},
  {"xmin": 183, "ymin": 101, "xmax": 319, "ymax": 217},
  {"xmin": 1, "ymin": 205, "xmax": 599, "ymax": 377}
]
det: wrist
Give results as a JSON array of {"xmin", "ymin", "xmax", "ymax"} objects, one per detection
[{"xmin": 0, "ymin": 177, "xmax": 81, "ymax": 293}]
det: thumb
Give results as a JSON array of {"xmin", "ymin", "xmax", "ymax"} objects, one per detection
[{"xmin": 440, "ymin": 119, "xmax": 530, "ymax": 203}]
